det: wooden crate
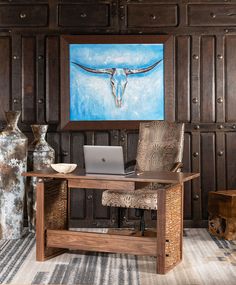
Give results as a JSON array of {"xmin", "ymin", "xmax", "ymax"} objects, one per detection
[{"xmin": 208, "ymin": 190, "xmax": 236, "ymax": 240}]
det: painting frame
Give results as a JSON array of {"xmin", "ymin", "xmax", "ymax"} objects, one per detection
[{"xmin": 60, "ymin": 35, "xmax": 174, "ymax": 130}]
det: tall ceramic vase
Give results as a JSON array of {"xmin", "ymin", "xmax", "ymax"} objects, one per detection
[
  {"xmin": 0, "ymin": 111, "xmax": 28, "ymax": 239},
  {"xmin": 27, "ymin": 125, "xmax": 55, "ymax": 233}
]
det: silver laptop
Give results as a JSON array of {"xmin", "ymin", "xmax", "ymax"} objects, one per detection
[{"xmin": 83, "ymin": 145, "xmax": 134, "ymax": 175}]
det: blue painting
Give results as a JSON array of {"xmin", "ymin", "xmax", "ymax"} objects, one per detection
[{"xmin": 69, "ymin": 43, "xmax": 164, "ymax": 121}]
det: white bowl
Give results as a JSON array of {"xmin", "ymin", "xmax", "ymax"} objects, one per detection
[{"xmin": 51, "ymin": 163, "xmax": 77, "ymax": 174}]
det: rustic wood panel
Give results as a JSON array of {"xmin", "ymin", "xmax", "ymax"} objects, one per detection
[
  {"xmin": 71, "ymin": 133, "xmax": 85, "ymax": 166},
  {"xmin": 58, "ymin": 3, "xmax": 110, "ymax": 27},
  {"xmin": 126, "ymin": 4, "xmax": 178, "ymax": 28},
  {"xmin": 191, "ymin": 132, "xmax": 201, "ymax": 223},
  {"xmin": 216, "ymin": 35, "xmax": 225, "ymax": 122},
  {"xmin": 164, "ymin": 36, "xmax": 175, "ymax": 122},
  {"xmin": 191, "ymin": 36, "xmax": 201, "ymax": 122},
  {"xmin": 225, "ymin": 36, "xmax": 236, "ymax": 122},
  {"xmin": 200, "ymin": 36, "xmax": 215, "ymax": 122},
  {"xmin": 11, "ymin": 35, "xmax": 21, "ymax": 113},
  {"xmin": 69, "ymin": 133, "xmax": 86, "ymax": 223},
  {"xmin": 188, "ymin": 4, "xmax": 236, "ymax": 27},
  {"xmin": 36, "ymin": 35, "xmax": 45, "ymax": 122},
  {"xmin": 93, "ymin": 132, "xmax": 113, "ymax": 224},
  {"xmin": 216, "ymin": 132, "xmax": 226, "ymax": 190},
  {"xmin": 69, "ymin": 187, "xmax": 86, "ymax": 221},
  {"xmin": 61, "ymin": 132, "xmax": 71, "ymax": 163},
  {"xmin": 0, "ymin": 4, "xmax": 48, "ymax": 27},
  {"xmin": 126, "ymin": 131, "xmax": 138, "ymax": 163},
  {"xmin": 0, "ymin": 37, "xmax": 10, "ymax": 122},
  {"xmin": 46, "ymin": 132, "xmax": 61, "ymax": 163},
  {"xmin": 188, "ymin": 0, "xmax": 236, "ymax": 2},
  {"xmin": 183, "ymin": 133, "xmax": 192, "ymax": 220},
  {"xmin": 200, "ymin": 133, "xmax": 216, "ymax": 220},
  {"xmin": 94, "ymin": 131, "xmax": 110, "ymax": 146},
  {"xmin": 22, "ymin": 36, "xmax": 36, "ymax": 123},
  {"xmin": 226, "ymin": 133, "xmax": 236, "ymax": 189},
  {"xmin": 46, "ymin": 36, "xmax": 59, "ymax": 123},
  {"xmin": 176, "ymin": 36, "xmax": 190, "ymax": 122}
]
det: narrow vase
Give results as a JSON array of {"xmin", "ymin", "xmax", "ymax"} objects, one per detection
[
  {"xmin": 27, "ymin": 124, "xmax": 55, "ymax": 233},
  {"xmin": 0, "ymin": 111, "xmax": 28, "ymax": 239}
]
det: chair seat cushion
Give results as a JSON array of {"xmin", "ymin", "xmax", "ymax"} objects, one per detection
[{"xmin": 102, "ymin": 189, "xmax": 158, "ymax": 210}]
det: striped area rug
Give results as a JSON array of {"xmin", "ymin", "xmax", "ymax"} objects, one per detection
[
  {"xmin": 1, "ymin": 228, "xmax": 236, "ymax": 285},
  {"xmin": 0, "ymin": 231, "xmax": 35, "ymax": 284}
]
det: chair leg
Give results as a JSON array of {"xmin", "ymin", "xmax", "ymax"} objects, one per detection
[{"xmin": 135, "ymin": 209, "xmax": 145, "ymax": 236}]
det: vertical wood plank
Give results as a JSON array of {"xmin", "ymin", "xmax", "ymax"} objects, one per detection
[
  {"xmin": 200, "ymin": 36, "xmax": 215, "ymax": 122},
  {"xmin": 226, "ymin": 132, "xmax": 236, "ymax": 189},
  {"xmin": 216, "ymin": 132, "xmax": 226, "ymax": 190},
  {"xmin": 46, "ymin": 132, "xmax": 61, "ymax": 163},
  {"xmin": 61, "ymin": 132, "xmax": 71, "ymax": 163},
  {"xmin": 165, "ymin": 36, "xmax": 175, "ymax": 121},
  {"xmin": 93, "ymin": 132, "xmax": 110, "ymax": 221},
  {"xmin": 70, "ymin": 188, "xmax": 86, "ymax": 221},
  {"xmin": 110, "ymin": 130, "xmax": 119, "ymax": 146},
  {"xmin": 191, "ymin": 132, "xmax": 201, "ymax": 222},
  {"xmin": 69, "ymin": 133, "xmax": 86, "ymax": 223},
  {"xmin": 176, "ymin": 36, "xmax": 190, "ymax": 122},
  {"xmin": 36, "ymin": 35, "xmax": 45, "ymax": 123},
  {"xmin": 94, "ymin": 132, "xmax": 110, "ymax": 146},
  {"xmin": 225, "ymin": 35, "xmax": 236, "ymax": 122},
  {"xmin": 127, "ymin": 131, "xmax": 139, "ymax": 164},
  {"xmin": 71, "ymin": 133, "xmax": 85, "ymax": 167},
  {"xmin": 85, "ymin": 131, "xmax": 95, "ymax": 145},
  {"xmin": 48, "ymin": 0, "xmax": 58, "ymax": 30},
  {"xmin": 46, "ymin": 36, "xmax": 59, "ymax": 123},
  {"xmin": 11, "ymin": 35, "xmax": 21, "ymax": 113},
  {"xmin": 191, "ymin": 36, "xmax": 201, "ymax": 122},
  {"xmin": 183, "ymin": 133, "xmax": 192, "ymax": 220},
  {"xmin": 216, "ymin": 36, "xmax": 225, "ymax": 123},
  {"xmin": 0, "ymin": 37, "xmax": 10, "ymax": 121},
  {"xmin": 200, "ymin": 133, "xmax": 216, "ymax": 219},
  {"xmin": 22, "ymin": 37, "xmax": 36, "ymax": 123}
]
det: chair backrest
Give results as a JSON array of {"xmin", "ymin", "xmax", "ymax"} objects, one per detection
[{"xmin": 135, "ymin": 121, "xmax": 185, "ymax": 172}]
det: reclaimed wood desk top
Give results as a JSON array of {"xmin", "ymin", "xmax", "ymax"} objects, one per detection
[{"xmin": 23, "ymin": 168, "xmax": 199, "ymax": 184}]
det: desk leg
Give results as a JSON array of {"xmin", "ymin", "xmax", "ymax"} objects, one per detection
[
  {"xmin": 156, "ymin": 183, "xmax": 183, "ymax": 274},
  {"xmin": 36, "ymin": 178, "xmax": 68, "ymax": 261}
]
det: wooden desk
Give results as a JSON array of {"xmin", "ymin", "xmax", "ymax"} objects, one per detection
[{"xmin": 23, "ymin": 169, "xmax": 199, "ymax": 274}]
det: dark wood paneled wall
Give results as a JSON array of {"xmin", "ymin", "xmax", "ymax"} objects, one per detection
[{"xmin": 1, "ymin": 0, "xmax": 236, "ymax": 228}]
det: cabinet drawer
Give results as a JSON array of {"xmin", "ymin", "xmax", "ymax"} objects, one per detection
[
  {"xmin": 0, "ymin": 4, "xmax": 48, "ymax": 27},
  {"xmin": 188, "ymin": 4, "xmax": 236, "ymax": 26},
  {"xmin": 127, "ymin": 4, "xmax": 178, "ymax": 27},
  {"xmin": 58, "ymin": 4, "xmax": 110, "ymax": 27}
]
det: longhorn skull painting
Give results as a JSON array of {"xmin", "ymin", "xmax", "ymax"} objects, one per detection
[
  {"xmin": 69, "ymin": 43, "xmax": 164, "ymax": 121},
  {"xmin": 72, "ymin": 60, "xmax": 162, "ymax": 108}
]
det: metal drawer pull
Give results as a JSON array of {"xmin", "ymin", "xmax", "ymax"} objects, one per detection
[
  {"xmin": 19, "ymin": 12, "xmax": 27, "ymax": 19},
  {"xmin": 80, "ymin": 13, "xmax": 87, "ymax": 18}
]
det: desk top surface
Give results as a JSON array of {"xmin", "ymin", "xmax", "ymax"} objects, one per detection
[{"xmin": 23, "ymin": 168, "xmax": 199, "ymax": 184}]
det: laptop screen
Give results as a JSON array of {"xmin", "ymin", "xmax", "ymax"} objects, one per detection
[{"xmin": 83, "ymin": 145, "xmax": 126, "ymax": 175}]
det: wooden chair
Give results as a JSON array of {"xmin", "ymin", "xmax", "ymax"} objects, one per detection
[{"xmin": 102, "ymin": 121, "xmax": 185, "ymax": 235}]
